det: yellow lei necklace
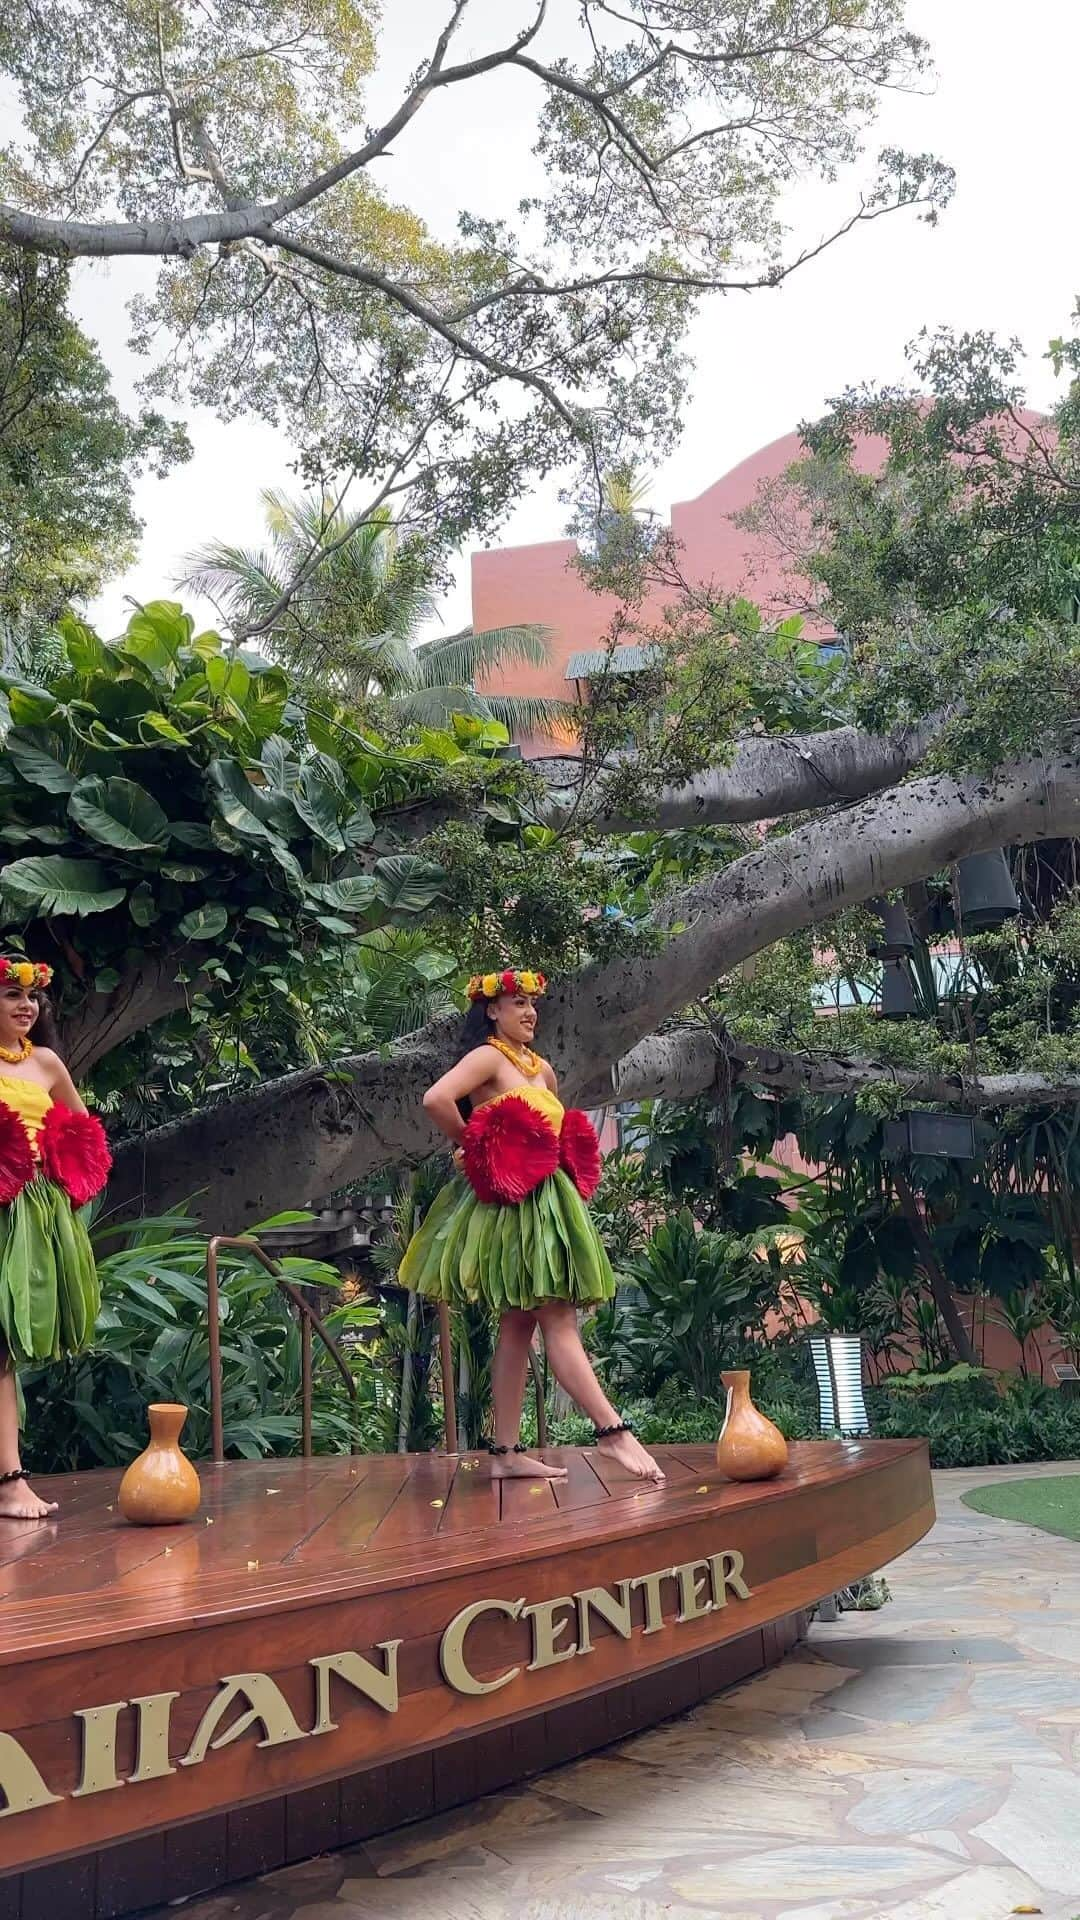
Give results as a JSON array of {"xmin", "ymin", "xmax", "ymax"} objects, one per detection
[
  {"xmin": 0, "ymin": 1037, "xmax": 31, "ymax": 1065},
  {"xmin": 488, "ymin": 1035, "xmax": 544, "ymax": 1079}
]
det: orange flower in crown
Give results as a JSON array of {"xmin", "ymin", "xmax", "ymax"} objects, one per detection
[
  {"xmin": 0, "ymin": 957, "xmax": 53, "ymax": 990},
  {"xmin": 466, "ymin": 967, "xmax": 547, "ymax": 1003}
]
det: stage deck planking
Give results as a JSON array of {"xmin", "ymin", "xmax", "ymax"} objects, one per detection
[{"xmin": 0, "ymin": 1439, "xmax": 918, "ymax": 1661}]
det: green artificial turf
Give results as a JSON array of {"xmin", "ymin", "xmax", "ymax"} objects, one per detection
[{"xmin": 962, "ymin": 1474, "xmax": 1080, "ymax": 1542}]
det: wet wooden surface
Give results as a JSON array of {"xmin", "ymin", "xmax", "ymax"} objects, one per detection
[{"xmin": 0, "ymin": 1439, "xmax": 926, "ymax": 1660}]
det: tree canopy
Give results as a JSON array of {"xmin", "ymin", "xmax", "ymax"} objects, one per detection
[
  {"xmin": 0, "ymin": 249, "xmax": 188, "ymax": 649},
  {"xmin": 0, "ymin": 1, "xmax": 951, "ymax": 612}
]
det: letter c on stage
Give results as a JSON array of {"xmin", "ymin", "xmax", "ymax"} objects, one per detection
[{"xmin": 439, "ymin": 1597, "xmax": 525, "ymax": 1696}]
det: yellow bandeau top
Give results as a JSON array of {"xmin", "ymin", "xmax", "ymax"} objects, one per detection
[
  {"xmin": 0, "ymin": 1072, "xmax": 52, "ymax": 1146},
  {"xmin": 478, "ymin": 1082, "xmax": 564, "ymax": 1133}
]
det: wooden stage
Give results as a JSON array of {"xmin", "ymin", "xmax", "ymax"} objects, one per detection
[{"xmin": 0, "ymin": 1438, "xmax": 933, "ymax": 1919}]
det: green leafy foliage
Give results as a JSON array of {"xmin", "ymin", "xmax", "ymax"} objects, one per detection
[
  {"xmin": 1, "ymin": 6, "xmax": 946, "ymax": 570},
  {"xmin": 21, "ymin": 1210, "xmax": 381, "ymax": 1471},
  {"xmin": 180, "ymin": 492, "xmax": 576, "ymax": 741},
  {"xmin": 0, "ymin": 602, "xmax": 520, "ymax": 1093},
  {"xmin": 0, "ymin": 249, "xmax": 189, "ymax": 643},
  {"xmin": 597, "ymin": 1207, "xmax": 786, "ymax": 1402},
  {"xmin": 870, "ymin": 1371, "xmax": 1080, "ymax": 1468}
]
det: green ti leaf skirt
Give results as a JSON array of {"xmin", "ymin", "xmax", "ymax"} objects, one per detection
[
  {"xmin": 0, "ymin": 1178, "xmax": 101, "ymax": 1364},
  {"xmin": 398, "ymin": 1170, "xmax": 616, "ymax": 1313}
]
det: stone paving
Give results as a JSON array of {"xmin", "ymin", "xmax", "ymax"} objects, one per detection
[{"xmin": 161, "ymin": 1463, "xmax": 1080, "ymax": 1920}]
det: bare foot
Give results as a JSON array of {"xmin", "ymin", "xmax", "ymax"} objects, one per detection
[
  {"xmin": 490, "ymin": 1451, "xmax": 568, "ymax": 1481},
  {"xmin": 597, "ymin": 1430, "xmax": 665, "ymax": 1483},
  {"xmin": 0, "ymin": 1477, "xmax": 57, "ymax": 1520}
]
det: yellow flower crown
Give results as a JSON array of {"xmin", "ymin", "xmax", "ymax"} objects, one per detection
[
  {"xmin": 467, "ymin": 967, "xmax": 547, "ymax": 1003},
  {"xmin": 0, "ymin": 957, "xmax": 52, "ymax": 990}
]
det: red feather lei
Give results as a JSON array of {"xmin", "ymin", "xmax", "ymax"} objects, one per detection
[
  {"xmin": 38, "ymin": 1105, "xmax": 112, "ymax": 1206},
  {"xmin": 558, "ymin": 1108, "xmax": 603, "ymax": 1200},
  {"xmin": 0, "ymin": 1101, "xmax": 35, "ymax": 1205},
  {"xmin": 462, "ymin": 1094, "xmax": 560, "ymax": 1205}
]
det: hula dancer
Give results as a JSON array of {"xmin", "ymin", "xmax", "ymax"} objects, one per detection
[
  {"xmin": 0, "ymin": 956, "xmax": 110, "ymax": 1519},
  {"xmin": 401, "ymin": 967, "xmax": 664, "ymax": 1483}
]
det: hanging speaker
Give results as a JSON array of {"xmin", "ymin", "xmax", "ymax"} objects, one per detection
[
  {"xmin": 879, "ymin": 955, "xmax": 919, "ymax": 1019},
  {"xmin": 876, "ymin": 900, "xmax": 916, "ymax": 953},
  {"xmin": 954, "ymin": 851, "xmax": 1020, "ymax": 930}
]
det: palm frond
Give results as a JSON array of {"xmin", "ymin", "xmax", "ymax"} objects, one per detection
[
  {"xmin": 414, "ymin": 624, "xmax": 553, "ymax": 687},
  {"xmin": 384, "ymin": 684, "xmax": 491, "ymax": 728},
  {"xmin": 363, "ymin": 628, "xmax": 423, "ymax": 697},
  {"xmin": 176, "ymin": 542, "xmax": 288, "ymax": 622},
  {"xmin": 479, "ymin": 694, "xmax": 581, "ymax": 741}
]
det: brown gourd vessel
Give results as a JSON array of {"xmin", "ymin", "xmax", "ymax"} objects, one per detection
[
  {"xmin": 118, "ymin": 1403, "xmax": 202, "ymax": 1525},
  {"xmin": 715, "ymin": 1369, "xmax": 788, "ymax": 1481}
]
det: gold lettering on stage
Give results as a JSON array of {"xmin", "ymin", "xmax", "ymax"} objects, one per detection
[
  {"xmin": 72, "ymin": 1701, "xmax": 127, "ymax": 1798},
  {"xmin": 575, "ymin": 1580, "xmax": 634, "ymax": 1653},
  {"xmin": 0, "ymin": 1731, "xmax": 62, "ymax": 1819},
  {"xmin": 180, "ymin": 1674, "xmax": 309, "ymax": 1767},
  {"xmin": 309, "ymin": 1644, "xmax": 402, "ymax": 1731},
  {"xmin": 440, "ymin": 1597, "xmax": 525, "ymax": 1695},
  {"xmin": 128, "ymin": 1692, "xmax": 180, "ymax": 1784},
  {"xmin": 675, "ymin": 1560, "xmax": 714, "ymax": 1624},
  {"xmin": 523, "ymin": 1597, "xmax": 577, "ymax": 1671},
  {"xmin": 0, "ymin": 1544, "xmax": 755, "ymax": 1825},
  {"xmin": 630, "ymin": 1566, "xmax": 676, "ymax": 1634},
  {"xmin": 709, "ymin": 1549, "xmax": 752, "ymax": 1605}
]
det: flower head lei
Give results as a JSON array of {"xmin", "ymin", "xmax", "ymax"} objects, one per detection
[
  {"xmin": 0, "ymin": 957, "xmax": 52, "ymax": 991},
  {"xmin": 467, "ymin": 967, "xmax": 547, "ymax": 1003}
]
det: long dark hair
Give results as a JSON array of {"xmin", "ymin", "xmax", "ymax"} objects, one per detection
[
  {"xmin": 456, "ymin": 998, "xmax": 496, "ymax": 1062},
  {"xmin": 33, "ymin": 993, "xmax": 61, "ymax": 1055}
]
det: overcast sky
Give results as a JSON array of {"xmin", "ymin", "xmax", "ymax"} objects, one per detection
[{"xmin": 77, "ymin": 0, "xmax": 1080, "ymax": 639}]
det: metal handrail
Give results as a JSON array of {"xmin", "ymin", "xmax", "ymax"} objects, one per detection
[{"xmin": 205, "ymin": 1234, "xmax": 359, "ymax": 1464}]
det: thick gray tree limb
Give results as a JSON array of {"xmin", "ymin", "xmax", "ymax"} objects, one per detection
[
  {"xmin": 369, "ymin": 716, "xmax": 942, "ymax": 853},
  {"xmin": 612, "ymin": 1027, "xmax": 1080, "ymax": 1112},
  {"xmin": 107, "ymin": 751, "xmax": 1080, "ymax": 1225},
  {"xmin": 62, "ymin": 718, "xmax": 937, "ymax": 1075},
  {"xmin": 533, "ymin": 716, "xmax": 942, "ymax": 830}
]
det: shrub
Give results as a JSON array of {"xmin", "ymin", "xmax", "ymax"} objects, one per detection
[
  {"xmin": 869, "ymin": 1373, "xmax": 1080, "ymax": 1467},
  {"xmin": 21, "ymin": 1208, "xmax": 380, "ymax": 1470}
]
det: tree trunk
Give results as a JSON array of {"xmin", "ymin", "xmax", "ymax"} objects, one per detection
[
  {"xmin": 108, "ymin": 752, "xmax": 1080, "ymax": 1224},
  {"xmin": 892, "ymin": 1172, "xmax": 979, "ymax": 1367}
]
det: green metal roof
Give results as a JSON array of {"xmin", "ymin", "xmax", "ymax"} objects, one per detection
[{"xmin": 564, "ymin": 645, "xmax": 659, "ymax": 680}]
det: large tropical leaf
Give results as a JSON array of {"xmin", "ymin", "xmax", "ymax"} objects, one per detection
[
  {"xmin": 0, "ymin": 856, "xmax": 127, "ymax": 916},
  {"xmin": 5, "ymin": 728, "xmax": 77, "ymax": 794},
  {"xmin": 178, "ymin": 903, "xmax": 229, "ymax": 941},
  {"xmin": 373, "ymin": 854, "xmax": 447, "ymax": 914},
  {"xmin": 68, "ymin": 776, "xmax": 170, "ymax": 851},
  {"xmin": 120, "ymin": 602, "xmax": 193, "ymax": 682},
  {"xmin": 4, "ymin": 681, "xmax": 58, "ymax": 726},
  {"xmin": 206, "ymin": 757, "xmax": 276, "ymax": 840},
  {"xmin": 291, "ymin": 756, "xmax": 347, "ymax": 849},
  {"xmin": 310, "ymin": 875, "xmax": 378, "ymax": 913}
]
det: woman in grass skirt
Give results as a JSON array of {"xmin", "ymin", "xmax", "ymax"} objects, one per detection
[
  {"xmin": 0, "ymin": 956, "xmax": 111, "ymax": 1519},
  {"xmin": 400, "ymin": 967, "xmax": 663, "ymax": 1483}
]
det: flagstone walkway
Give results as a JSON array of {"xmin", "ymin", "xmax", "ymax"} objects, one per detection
[{"xmin": 163, "ymin": 1462, "xmax": 1080, "ymax": 1920}]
